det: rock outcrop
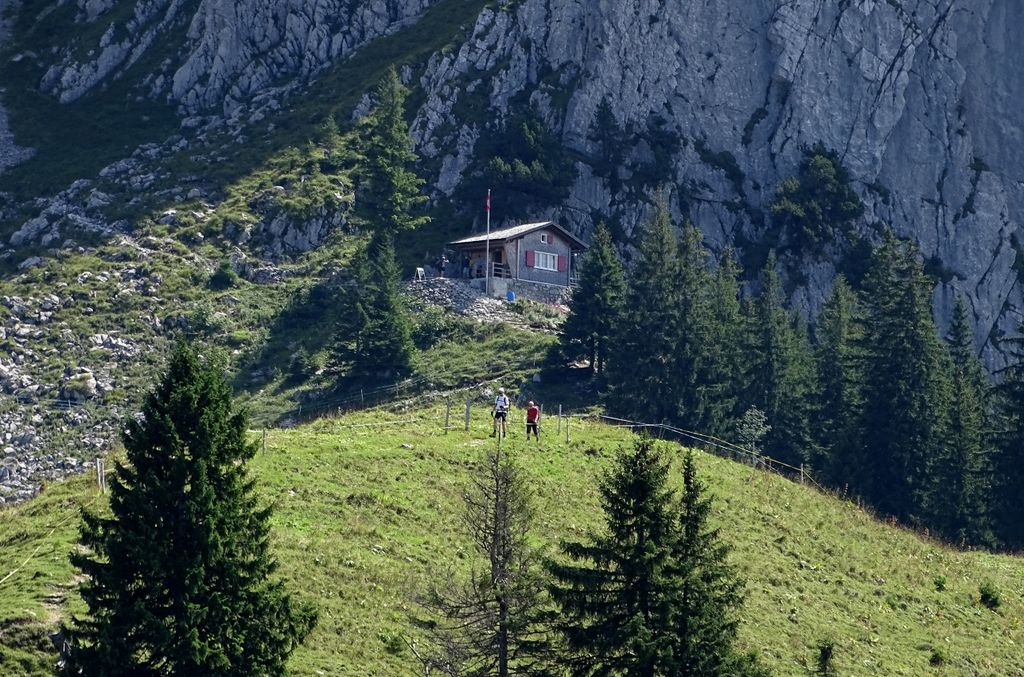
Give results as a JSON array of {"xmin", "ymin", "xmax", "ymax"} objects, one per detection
[
  {"xmin": 410, "ymin": 0, "xmax": 1024, "ymax": 365},
  {"xmin": 2, "ymin": 0, "xmax": 1023, "ymax": 364}
]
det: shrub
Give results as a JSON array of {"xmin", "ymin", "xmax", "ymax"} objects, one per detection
[
  {"xmin": 411, "ymin": 305, "xmax": 472, "ymax": 350},
  {"xmin": 979, "ymin": 580, "xmax": 1001, "ymax": 610},
  {"xmin": 816, "ymin": 639, "xmax": 836, "ymax": 675},
  {"xmin": 933, "ymin": 575, "xmax": 946, "ymax": 592},
  {"xmin": 208, "ymin": 260, "xmax": 239, "ymax": 290},
  {"xmin": 930, "ymin": 647, "xmax": 947, "ymax": 666}
]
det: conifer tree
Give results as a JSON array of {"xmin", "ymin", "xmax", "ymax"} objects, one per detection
[
  {"xmin": 669, "ymin": 452, "xmax": 764, "ymax": 676},
  {"xmin": 744, "ymin": 252, "xmax": 815, "ymax": 467},
  {"xmin": 672, "ymin": 224, "xmax": 714, "ymax": 431},
  {"xmin": 355, "ymin": 233, "xmax": 413, "ymax": 379},
  {"xmin": 62, "ymin": 343, "xmax": 316, "ymax": 676},
  {"xmin": 993, "ymin": 326, "xmax": 1024, "ymax": 549},
  {"xmin": 559, "ymin": 223, "xmax": 626, "ymax": 378},
  {"xmin": 326, "ymin": 286, "xmax": 368, "ymax": 377},
  {"xmin": 699, "ymin": 248, "xmax": 747, "ymax": 436},
  {"xmin": 358, "ymin": 66, "xmax": 430, "ymax": 235},
  {"xmin": 856, "ymin": 231, "xmax": 952, "ymax": 522},
  {"xmin": 588, "ymin": 98, "xmax": 626, "ymax": 193},
  {"xmin": 419, "ymin": 448, "xmax": 549, "ymax": 676},
  {"xmin": 546, "ymin": 438, "xmax": 681, "ymax": 675},
  {"xmin": 812, "ymin": 276, "xmax": 864, "ymax": 486},
  {"xmin": 547, "ymin": 440, "xmax": 762, "ymax": 676},
  {"xmin": 607, "ymin": 204, "xmax": 681, "ymax": 422},
  {"xmin": 925, "ymin": 296, "xmax": 994, "ymax": 546}
]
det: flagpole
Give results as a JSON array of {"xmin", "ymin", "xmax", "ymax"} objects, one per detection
[{"xmin": 485, "ymin": 188, "xmax": 491, "ymax": 296}]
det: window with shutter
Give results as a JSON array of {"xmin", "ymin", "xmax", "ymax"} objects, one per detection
[
  {"xmin": 525, "ymin": 250, "xmax": 535, "ymax": 267},
  {"xmin": 535, "ymin": 252, "xmax": 558, "ymax": 271}
]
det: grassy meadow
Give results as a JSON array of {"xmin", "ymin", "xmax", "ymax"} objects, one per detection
[{"xmin": 2, "ymin": 403, "xmax": 1023, "ymax": 676}]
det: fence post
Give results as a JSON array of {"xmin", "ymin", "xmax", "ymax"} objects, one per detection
[
  {"xmin": 538, "ymin": 404, "xmax": 543, "ymax": 434},
  {"xmin": 445, "ymin": 397, "xmax": 451, "ymax": 434},
  {"xmin": 360, "ymin": 388, "xmax": 364, "ymax": 405},
  {"xmin": 800, "ymin": 464, "xmax": 805, "ymax": 485},
  {"xmin": 262, "ymin": 428, "xmax": 267, "ymax": 455},
  {"xmin": 557, "ymin": 405, "xmax": 562, "ymax": 434},
  {"xmin": 464, "ymin": 399, "xmax": 471, "ymax": 431},
  {"xmin": 565, "ymin": 415, "xmax": 570, "ymax": 444},
  {"xmin": 95, "ymin": 458, "xmax": 105, "ymax": 493}
]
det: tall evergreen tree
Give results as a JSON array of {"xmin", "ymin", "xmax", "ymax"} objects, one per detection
[
  {"xmin": 925, "ymin": 295, "xmax": 994, "ymax": 546},
  {"xmin": 547, "ymin": 438, "xmax": 678, "ymax": 675},
  {"xmin": 62, "ymin": 343, "xmax": 316, "ymax": 676},
  {"xmin": 608, "ymin": 204, "xmax": 682, "ymax": 423},
  {"xmin": 588, "ymin": 98, "xmax": 626, "ymax": 193},
  {"xmin": 993, "ymin": 325, "xmax": 1024, "ymax": 549},
  {"xmin": 547, "ymin": 440, "xmax": 762, "ymax": 676},
  {"xmin": 672, "ymin": 225, "xmax": 714, "ymax": 431},
  {"xmin": 420, "ymin": 448, "xmax": 549, "ymax": 676},
  {"xmin": 669, "ymin": 452, "xmax": 765, "ymax": 676},
  {"xmin": 358, "ymin": 66, "xmax": 430, "ymax": 235},
  {"xmin": 699, "ymin": 248, "xmax": 747, "ymax": 436},
  {"xmin": 812, "ymin": 276, "xmax": 864, "ymax": 486},
  {"xmin": 559, "ymin": 223, "xmax": 626, "ymax": 378},
  {"xmin": 355, "ymin": 233, "xmax": 413, "ymax": 379},
  {"xmin": 744, "ymin": 252, "xmax": 815, "ymax": 467},
  {"xmin": 856, "ymin": 231, "xmax": 952, "ymax": 523}
]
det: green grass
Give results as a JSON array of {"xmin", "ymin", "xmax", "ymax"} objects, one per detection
[{"xmin": 2, "ymin": 406, "xmax": 1023, "ymax": 675}]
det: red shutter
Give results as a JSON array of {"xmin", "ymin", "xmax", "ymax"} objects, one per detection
[
  {"xmin": 525, "ymin": 250, "xmax": 535, "ymax": 267},
  {"xmin": 557, "ymin": 254, "xmax": 567, "ymax": 272}
]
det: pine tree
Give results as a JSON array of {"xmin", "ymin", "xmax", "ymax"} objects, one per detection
[
  {"xmin": 418, "ymin": 448, "xmax": 550, "ymax": 677},
  {"xmin": 993, "ymin": 325, "xmax": 1024, "ymax": 549},
  {"xmin": 588, "ymin": 98, "xmax": 626, "ymax": 193},
  {"xmin": 607, "ymin": 204, "xmax": 681, "ymax": 423},
  {"xmin": 546, "ymin": 438, "xmax": 681, "ymax": 675},
  {"xmin": 770, "ymin": 143, "xmax": 863, "ymax": 254},
  {"xmin": 62, "ymin": 343, "xmax": 316, "ymax": 676},
  {"xmin": 355, "ymin": 233, "xmax": 413, "ymax": 379},
  {"xmin": 672, "ymin": 224, "xmax": 714, "ymax": 431},
  {"xmin": 547, "ymin": 440, "xmax": 763, "ymax": 676},
  {"xmin": 856, "ymin": 231, "xmax": 952, "ymax": 523},
  {"xmin": 669, "ymin": 451, "xmax": 763, "ymax": 676},
  {"xmin": 744, "ymin": 252, "xmax": 815, "ymax": 467},
  {"xmin": 699, "ymin": 248, "xmax": 746, "ymax": 436},
  {"xmin": 326, "ymin": 285, "xmax": 368, "ymax": 378},
  {"xmin": 924, "ymin": 295, "xmax": 995, "ymax": 546},
  {"xmin": 358, "ymin": 66, "xmax": 430, "ymax": 235},
  {"xmin": 559, "ymin": 223, "xmax": 626, "ymax": 378},
  {"xmin": 812, "ymin": 276, "xmax": 864, "ymax": 486}
]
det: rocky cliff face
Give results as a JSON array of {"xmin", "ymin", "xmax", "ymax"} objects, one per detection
[
  {"xmin": 3, "ymin": 0, "xmax": 1023, "ymax": 364},
  {"xmin": 412, "ymin": 0, "xmax": 1023, "ymax": 365},
  {"xmin": 37, "ymin": 0, "xmax": 436, "ymax": 113}
]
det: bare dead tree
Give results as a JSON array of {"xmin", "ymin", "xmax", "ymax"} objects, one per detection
[{"xmin": 413, "ymin": 447, "xmax": 552, "ymax": 677}]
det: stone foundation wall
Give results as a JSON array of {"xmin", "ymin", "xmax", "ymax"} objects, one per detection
[{"xmin": 508, "ymin": 279, "xmax": 572, "ymax": 305}]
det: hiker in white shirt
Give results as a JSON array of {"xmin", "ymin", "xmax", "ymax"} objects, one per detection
[{"xmin": 491, "ymin": 387, "xmax": 511, "ymax": 438}]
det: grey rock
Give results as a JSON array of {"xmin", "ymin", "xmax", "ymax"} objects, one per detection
[{"xmin": 17, "ymin": 256, "xmax": 44, "ymax": 270}]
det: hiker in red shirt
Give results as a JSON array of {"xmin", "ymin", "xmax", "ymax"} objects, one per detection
[{"xmin": 525, "ymin": 401, "xmax": 540, "ymax": 441}]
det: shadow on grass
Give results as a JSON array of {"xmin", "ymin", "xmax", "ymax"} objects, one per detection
[{"xmin": 231, "ymin": 279, "xmax": 344, "ymax": 394}]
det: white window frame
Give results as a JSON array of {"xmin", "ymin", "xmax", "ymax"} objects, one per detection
[
  {"xmin": 540, "ymin": 233, "xmax": 549, "ymax": 244},
  {"xmin": 535, "ymin": 251, "xmax": 558, "ymax": 271}
]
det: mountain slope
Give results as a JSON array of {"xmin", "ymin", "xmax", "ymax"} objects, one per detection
[
  {"xmin": 4, "ymin": 0, "xmax": 1019, "ymax": 364},
  {"xmin": 2, "ymin": 0, "xmax": 1021, "ymax": 364},
  {"xmin": 2, "ymin": 406, "xmax": 1022, "ymax": 676}
]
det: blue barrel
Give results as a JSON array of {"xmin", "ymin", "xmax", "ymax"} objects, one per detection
[{"xmin": 506, "ymin": 290, "xmax": 516, "ymax": 302}]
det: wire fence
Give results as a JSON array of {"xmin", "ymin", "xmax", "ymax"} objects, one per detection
[{"xmin": 583, "ymin": 413, "xmax": 824, "ymax": 491}]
